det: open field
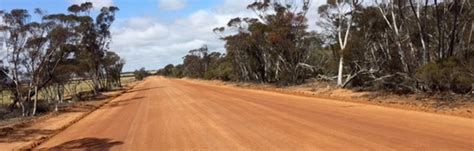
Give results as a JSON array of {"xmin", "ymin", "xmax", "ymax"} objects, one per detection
[{"xmin": 33, "ymin": 77, "xmax": 474, "ymax": 150}]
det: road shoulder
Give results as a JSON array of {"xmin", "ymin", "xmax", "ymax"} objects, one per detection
[
  {"xmin": 179, "ymin": 78, "xmax": 473, "ymax": 119},
  {"xmin": 0, "ymin": 83, "xmax": 138, "ymax": 150}
]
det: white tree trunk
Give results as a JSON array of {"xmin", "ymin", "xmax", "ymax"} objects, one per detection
[
  {"xmin": 337, "ymin": 56, "xmax": 344, "ymax": 86},
  {"xmin": 54, "ymin": 101, "xmax": 59, "ymax": 112},
  {"xmin": 32, "ymin": 86, "xmax": 38, "ymax": 116},
  {"xmin": 20, "ymin": 102, "xmax": 25, "ymax": 117},
  {"xmin": 468, "ymin": 23, "xmax": 473, "ymax": 57}
]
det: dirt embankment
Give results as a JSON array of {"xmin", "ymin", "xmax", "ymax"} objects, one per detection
[
  {"xmin": 184, "ymin": 78, "xmax": 474, "ymax": 118},
  {"xmin": 0, "ymin": 81, "xmax": 139, "ymax": 150}
]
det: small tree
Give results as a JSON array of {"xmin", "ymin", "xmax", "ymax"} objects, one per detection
[
  {"xmin": 134, "ymin": 68, "xmax": 149, "ymax": 81},
  {"xmin": 162, "ymin": 64, "xmax": 175, "ymax": 76},
  {"xmin": 103, "ymin": 51, "xmax": 125, "ymax": 89}
]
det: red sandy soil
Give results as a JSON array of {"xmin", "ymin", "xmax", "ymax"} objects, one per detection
[
  {"xmin": 193, "ymin": 79, "xmax": 474, "ymax": 119},
  {"xmin": 34, "ymin": 77, "xmax": 474, "ymax": 150}
]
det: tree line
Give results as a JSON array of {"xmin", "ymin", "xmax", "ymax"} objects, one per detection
[
  {"xmin": 157, "ymin": 45, "xmax": 233, "ymax": 81},
  {"xmin": 158, "ymin": 0, "xmax": 473, "ymax": 95},
  {"xmin": 0, "ymin": 2, "xmax": 124, "ymax": 116}
]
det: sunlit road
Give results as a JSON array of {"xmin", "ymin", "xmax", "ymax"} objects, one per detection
[{"xmin": 37, "ymin": 77, "xmax": 474, "ymax": 150}]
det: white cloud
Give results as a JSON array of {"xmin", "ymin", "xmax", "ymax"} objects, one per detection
[
  {"xmin": 67, "ymin": 0, "xmax": 114, "ymax": 9},
  {"xmin": 112, "ymin": 0, "xmax": 324, "ymax": 71},
  {"xmin": 159, "ymin": 0, "xmax": 187, "ymax": 11}
]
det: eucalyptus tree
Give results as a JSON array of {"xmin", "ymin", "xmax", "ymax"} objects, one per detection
[
  {"xmin": 407, "ymin": 0, "xmax": 430, "ymax": 65},
  {"xmin": 161, "ymin": 0, "xmax": 472, "ymax": 93},
  {"xmin": 65, "ymin": 2, "xmax": 119, "ymax": 94},
  {"xmin": 0, "ymin": 9, "xmax": 76, "ymax": 116},
  {"xmin": 0, "ymin": 2, "xmax": 123, "ymax": 116},
  {"xmin": 318, "ymin": 0, "xmax": 362, "ymax": 87},
  {"xmin": 134, "ymin": 68, "xmax": 149, "ymax": 81},
  {"xmin": 96, "ymin": 6, "xmax": 120, "ymax": 90},
  {"xmin": 215, "ymin": 0, "xmax": 314, "ymax": 85},
  {"xmin": 0, "ymin": 9, "xmax": 31, "ymax": 114},
  {"xmin": 103, "ymin": 51, "xmax": 125, "ymax": 88},
  {"xmin": 183, "ymin": 45, "xmax": 209, "ymax": 78},
  {"xmin": 161, "ymin": 64, "xmax": 175, "ymax": 76}
]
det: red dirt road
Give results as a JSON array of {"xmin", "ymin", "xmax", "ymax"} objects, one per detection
[{"xmin": 37, "ymin": 77, "xmax": 474, "ymax": 150}]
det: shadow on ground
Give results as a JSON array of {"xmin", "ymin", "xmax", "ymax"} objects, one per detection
[
  {"xmin": 102, "ymin": 96, "xmax": 146, "ymax": 109},
  {"xmin": 0, "ymin": 127, "xmax": 55, "ymax": 143},
  {"xmin": 125, "ymin": 86, "xmax": 165, "ymax": 94},
  {"xmin": 41, "ymin": 137, "xmax": 123, "ymax": 151}
]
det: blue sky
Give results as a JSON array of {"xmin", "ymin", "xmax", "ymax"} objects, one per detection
[
  {"xmin": 1, "ymin": 0, "xmax": 323, "ymax": 71},
  {"xmin": 1, "ymin": 0, "xmax": 219, "ymax": 22}
]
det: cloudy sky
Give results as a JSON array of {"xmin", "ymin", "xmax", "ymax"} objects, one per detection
[{"xmin": 1, "ymin": 0, "xmax": 324, "ymax": 71}]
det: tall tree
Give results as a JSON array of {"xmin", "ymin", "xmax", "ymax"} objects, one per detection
[
  {"xmin": 319, "ymin": 0, "xmax": 361, "ymax": 87},
  {"xmin": 215, "ymin": 0, "xmax": 314, "ymax": 85}
]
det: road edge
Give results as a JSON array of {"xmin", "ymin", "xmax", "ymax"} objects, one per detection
[{"xmin": 179, "ymin": 78, "xmax": 473, "ymax": 119}]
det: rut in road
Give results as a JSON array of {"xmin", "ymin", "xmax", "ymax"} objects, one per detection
[{"xmin": 37, "ymin": 77, "xmax": 474, "ymax": 150}]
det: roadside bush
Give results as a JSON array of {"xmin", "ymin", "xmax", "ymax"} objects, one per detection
[
  {"xmin": 203, "ymin": 61, "xmax": 234, "ymax": 81},
  {"xmin": 416, "ymin": 58, "xmax": 473, "ymax": 94},
  {"xmin": 35, "ymin": 102, "xmax": 52, "ymax": 114},
  {"xmin": 161, "ymin": 64, "xmax": 174, "ymax": 76},
  {"xmin": 134, "ymin": 68, "xmax": 150, "ymax": 81},
  {"xmin": 171, "ymin": 65, "xmax": 184, "ymax": 78}
]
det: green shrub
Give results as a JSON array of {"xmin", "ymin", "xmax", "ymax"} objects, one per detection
[
  {"xmin": 416, "ymin": 58, "xmax": 473, "ymax": 94},
  {"xmin": 203, "ymin": 61, "xmax": 234, "ymax": 81},
  {"xmin": 134, "ymin": 68, "xmax": 150, "ymax": 81}
]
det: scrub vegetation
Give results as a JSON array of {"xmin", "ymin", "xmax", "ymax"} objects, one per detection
[{"xmin": 158, "ymin": 0, "xmax": 473, "ymax": 96}]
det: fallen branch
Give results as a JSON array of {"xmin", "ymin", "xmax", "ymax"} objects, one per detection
[
  {"xmin": 342, "ymin": 69, "xmax": 368, "ymax": 88},
  {"xmin": 317, "ymin": 75, "xmax": 337, "ymax": 81}
]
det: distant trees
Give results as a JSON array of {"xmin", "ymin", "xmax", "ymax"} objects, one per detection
[
  {"xmin": 0, "ymin": 3, "xmax": 124, "ymax": 116},
  {"xmin": 203, "ymin": 51, "xmax": 233, "ymax": 81},
  {"xmin": 134, "ymin": 68, "xmax": 150, "ymax": 81},
  {"xmin": 183, "ymin": 45, "xmax": 209, "ymax": 78},
  {"xmin": 104, "ymin": 51, "xmax": 126, "ymax": 88},
  {"xmin": 157, "ymin": 45, "xmax": 233, "ymax": 80},
  {"xmin": 160, "ymin": 64, "xmax": 175, "ymax": 76},
  {"xmin": 158, "ymin": 0, "xmax": 473, "ymax": 94},
  {"xmin": 212, "ymin": 0, "xmax": 316, "ymax": 85}
]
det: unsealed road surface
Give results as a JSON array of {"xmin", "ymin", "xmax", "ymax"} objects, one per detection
[{"xmin": 37, "ymin": 77, "xmax": 474, "ymax": 150}]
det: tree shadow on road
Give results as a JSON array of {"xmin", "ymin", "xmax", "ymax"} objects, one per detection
[
  {"xmin": 0, "ymin": 127, "xmax": 55, "ymax": 143},
  {"xmin": 42, "ymin": 137, "xmax": 123, "ymax": 151},
  {"xmin": 125, "ymin": 86, "xmax": 165, "ymax": 94},
  {"xmin": 101, "ymin": 96, "xmax": 146, "ymax": 109}
]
